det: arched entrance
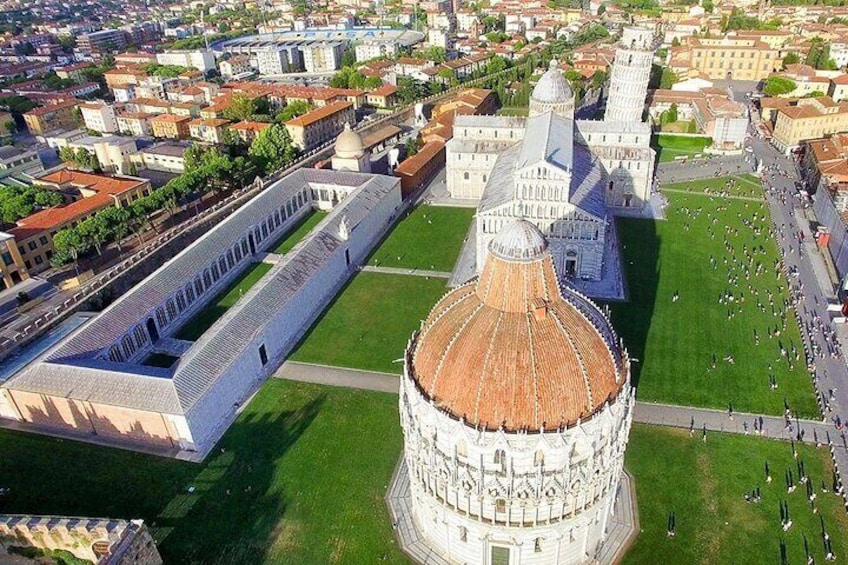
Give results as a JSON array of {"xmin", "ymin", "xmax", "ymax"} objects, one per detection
[
  {"xmin": 565, "ymin": 250, "xmax": 578, "ymax": 277},
  {"xmin": 146, "ymin": 317, "xmax": 159, "ymax": 343},
  {"xmin": 248, "ymin": 233, "xmax": 256, "ymax": 256}
]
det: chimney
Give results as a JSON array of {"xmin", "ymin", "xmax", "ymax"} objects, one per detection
[{"xmin": 532, "ymin": 298, "xmax": 548, "ymax": 321}]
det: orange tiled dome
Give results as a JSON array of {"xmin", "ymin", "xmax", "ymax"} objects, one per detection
[{"xmin": 409, "ymin": 220, "xmax": 626, "ymax": 432}]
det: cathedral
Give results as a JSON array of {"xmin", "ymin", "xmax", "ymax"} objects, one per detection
[{"xmin": 446, "ymin": 27, "xmax": 657, "ymax": 289}]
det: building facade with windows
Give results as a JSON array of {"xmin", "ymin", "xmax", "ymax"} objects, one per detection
[
  {"xmin": 445, "ymin": 27, "xmax": 656, "ymax": 291},
  {"xmin": 0, "ymin": 232, "xmax": 28, "ymax": 290},
  {"xmin": 285, "ymin": 101, "xmax": 355, "ymax": 150}
]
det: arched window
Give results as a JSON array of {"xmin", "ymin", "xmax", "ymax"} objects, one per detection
[
  {"xmin": 463, "ymin": 172, "xmax": 469, "ymax": 180},
  {"xmin": 457, "ymin": 440, "xmax": 467, "ymax": 458},
  {"xmin": 495, "ymin": 499, "xmax": 506, "ymax": 513},
  {"xmin": 535, "ymin": 538, "xmax": 543, "ymax": 553},
  {"xmin": 494, "ymin": 449, "xmax": 506, "ymax": 464},
  {"xmin": 459, "ymin": 526, "xmax": 468, "ymax": 542},
  {"xmin": 535, "ymin": 450, "xmax": 545, "ymax": 467}
]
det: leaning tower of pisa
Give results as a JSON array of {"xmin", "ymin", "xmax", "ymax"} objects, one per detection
[{"xmin": 604, "ymin": 27, "xmax": 656, "ymax": 124}]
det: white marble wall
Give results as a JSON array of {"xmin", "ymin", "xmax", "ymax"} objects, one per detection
[{"xmin": 399, "ymin": 351, "xmax": 633, "ymax": 565}]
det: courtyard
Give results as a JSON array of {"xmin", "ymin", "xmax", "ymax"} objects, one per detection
[
  {"xmin": 175, "ymin": 261, "xmax": 273, "ymax": 342},
  {"xmin": 367, "ymin": 205, "xmax": 475, "ymax": 273},
  {"xmin": 270, "ymin": 210, "xmax": 328, "ymax": 255},
  {"xmin": 289, "ymin": 272, "xmax": 448, "ymax": 374},
  {"xmin": 610, "ymin": 178, "xmax": 819, "ymax": 417}
]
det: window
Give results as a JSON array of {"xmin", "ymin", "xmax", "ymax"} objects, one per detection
[
  {"xmin": 39, "ymin": 236, "xmax": 48, "ymax": 246},
  {"xmin": 534, "ymin": 450, "xmax": 545, "ymax": 467},
  {"xmin": 1, "ymin": 252, "xmax": 11, "ymax": 267},
  {"xmin": 259, "ymin": 344, "xmax": 268, "ymax": 365},
  {"xmin": 28, "ymin": 241, "xmax": 37, "ymax": 251},
  {"xmin": 495, "ymin": 499, "xmax": 506, "ymax": 513},
  {"xmin": 34, "ymin": 255, "xmax": 43, "ymax": 265},
  {"xmin": 494, "ymin": 449, "xmax": 505, "ymax": 464},
  {"xmin": 463, "ymin": 172, "xmax": 469, "ymax": 180},
  {"xmin": 459, "ymin": 526, "xmax": 467, "ymax": 542}
]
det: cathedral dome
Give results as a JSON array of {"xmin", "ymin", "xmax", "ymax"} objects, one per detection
[
  {"xmin": 334, "ymin": 122, "xmax": 365, "ymax": 158},
  {"xmin": 408, "ymin": 220, "xmax": 626, "ymax": 432},
  {"xmin": 531, "ymin": 59, "xmax": 573, "ymax": 105}
]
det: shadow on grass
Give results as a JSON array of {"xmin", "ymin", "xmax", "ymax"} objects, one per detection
[
  {"xmin": 154, "ymin": 393, "xmax": 326, "ymax": 564},
  {"xmin": 609, "ymin": 217, "xmax": 660, "ymax": 390}
]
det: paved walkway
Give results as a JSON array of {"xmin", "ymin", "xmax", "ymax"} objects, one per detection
[
  {"xmin": 276, "ymin": 362, "xmax": 848, "ymax": 453},
  {"xmin": 660, "ymin": 187, "xmax": 764, "ymax": 202},
  {"xmin": 360, "ymin": 265, "xmax": 452, "ymax": 279}
]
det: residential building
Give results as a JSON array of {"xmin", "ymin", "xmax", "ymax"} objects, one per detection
[
  {"xmin": 365, "ymin": 84, "xmax": 398, "ymax": 108},
  {"xmin": 9, "ymin": 169, "xmax": 150, "ymax": 274},
  {"xmin": 770, "ymin": 96, "xmax": 848, "ymax": 154},
  {"xmin": 79, "ymin": 102, "xmax": 118, "ymax": 134},
  {"xmin": 0, "ymin": 146, "xmax": 43, "ymax": 178},
  {"xmin": 150, "ymin": 114, "xmax": 191, "ymax": 140},
  {"xmin": 227, "ymin": 121, "xmax": 270, "ymax": 144},
  {"xmin": 23, "ymin": 101, "xmax": 79, "ymax": 135},
  {"xmin": 300, "ymin": 42, "xmax": 345, "ymax": 73},
  {"xmin": 117, "ymin": 112, "xmax": 154, "ymax": 136},
  {"xmin": 114, "ymin": 52, "xmax": 157, "ymax": 67},
  {"xmin": 188, "ymin": 118, "xmax": 230, "ymax": 143},
  {"xmin": 219, "ymin": 56, "xmax": 253, "ymax": 80},
  {"xmin": 829, "ymin": 75, "xmax": 848, "ymax": 103},
  {"xmin": 55, "ymin": 62, "xmax": 93, "ymax": 84},
  {"xmin": 256, "ymin": 46, "xmax": 301, "ymax": 75},
  {"xmin": 801, "ymin": 134, "xmax": 848, "ymax": 203},
  {"xmin": 138, "ymin": 142, "xmax": 189, "ymax": 173},
  {"xmin": 44, "ymin": 129, "xmax": 88, "ymax": 150},
  {"xmin": 284, "ymin": 101, "xmax": 355, "ymax": 150},
  {"xmin": 354, "ymin": 40, "xmax": 400, "ymax": 61},
  {"xmin": 77, "ymin": 29, "xmax": 128, "ymax": 53},
  {"xmin": 156, "ymin": 50, "xmax": 216, "ymax": 73},
  {"xmin": 0, "ymin": 231, "xmax": 28, "ymax": 290}
]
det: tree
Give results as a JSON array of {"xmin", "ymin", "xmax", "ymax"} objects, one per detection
[
  {"xmin": 397, "ymin": 77, "xmax": 428, "ymax": 104},
  {"xmin": 671, "ymin": 37, "xmax": 681, "ymax": 47},
  {"xmin": 782, "ymin": 52, "xmax": 801, "ymax": 68},
  {"xmin": 248, "ymin": 123, "xmax": 298, "ymax": 174},
  {"xmin": 77, "ymin": 215, "xmax": 109, "ymax": 256},
  {"xmin": 52, "ymin": 228, "xmax": 88, "ymax": 270},
  {"xmin": 275, "ymin": 100, "xmax": 313, "ymax": 122},
  {"xmin": 341, "ymin": 49, "xmax": 356, "ymax": 68},
  {"xmin": 437, "ymin": 67, "xmax": 457, "ymax": 85},
  {"xmin": 486, "ymin": 56, "xmax": 508, "ymax": 75},
  {"xmin": 364, "ymin": 76, "xmax": 383, "ymax": 89},
  {"xmin": 659, "ymin": 67, "xmax": 678, "ymax": 89},
  {"xmin": 803, "ymin": 90, "xmax": 826, "ymax": 98},
  {"xmin": 805, "ymin": 38, "xmax": 835, "ymax": 70},
  {"xmin": 223, "ymin": 94, "xmax": 258, "ymax": 122},
  {"xmin": 763, "ymin": 76, "xmax": 797, "ymax": 96},
  {"xmin": 98, "ymin": 205, "xmax": 131, "ymax": 252},
  {"xmin": 4, "ymin": 120, "xmax": 15, "ymax": 134},
  {"xmin": 405, "ymin": 137, "xmax": 419, "ymax": 158}
]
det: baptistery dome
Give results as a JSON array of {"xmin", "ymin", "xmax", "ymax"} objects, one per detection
[{"xmin": 409, "ymin": 219, "xmax": 625, "ymax": 432}]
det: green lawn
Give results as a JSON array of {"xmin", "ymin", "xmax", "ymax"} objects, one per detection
[
  {"xmin": 142, "ymin": 353, "xmax": 180, "ymax": 368},
  {"xmin": 270, "ymin": 210, "xmax": 328, "ymax": 255},
  {"xmin": 654, "ymin": 134, "xmax": 713, "ymax": 162},
  {"xmin": 176, "ymin": 262, "xmax": 273, "ymax": 341},
  {"xmin": 367, "ymin": 205, "xmax": 474, "ymax": 272},
  {"xmin": 610, "ymin": 187, "xmax": 819, "ymax": 417},
  {"xmin": 625, "ymin": 425, "xmax": 848, "ymax": 565},
  {"xmin": 0, "ymin": 380, "xmax": 406, "ymax": 565},
  {"xmin": 290, "ymin": 272, "xmax": 447, "ymax": 374},
  {"xmin": 496, "ymin": 106, "xmax": 529, "ymax": 116},
  {"xmin": 663, "ymin": 174, "xmax": 764, "ymax": 199}
]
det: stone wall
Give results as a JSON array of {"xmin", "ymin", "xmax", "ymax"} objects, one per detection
[{"xmin": 0, "ymin": 516, "xmax": 162, "ymax": 565}]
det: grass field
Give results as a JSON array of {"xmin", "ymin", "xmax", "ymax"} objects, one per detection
[
  {"xmin": 610, "ymin": 182, "xmax": 818, "ymax": 417},
  {"xmin": 0, "ymin": 380, "xmax": 406, "ymax": 565},
  {"xmin": 271, "ymin": 210, "xmax": 328, "ymax": 255},
  {"xmin": 367, "ymin": 205, "xmax": 474, "ymax": 273},
  {"xmin": 290, "ymin": 272, "xmax": 447, "ymax": 374},
  {"xmin": 662, "ymin": 175, "xmax": 764, "ymax": 198},
  {"xmin": 175, "ymin": 262, "xmax": 273, "ymax": 341},
  {"xmin": 654, "ymin": 134, "xmax": 713, "ymax": 162},
  {"xmin": 624, "ymin": 425, "xmax": 848, "ymax": 565},
  {"xmin": 496, "ymin": 106, "xmax": 529, "ymax": 116},
  {"xmin": 141, "ymin": 353, "xmax": 179, "ymax": 368}
]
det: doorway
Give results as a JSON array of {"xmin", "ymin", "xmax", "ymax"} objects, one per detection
[
  {"xmin": 146, "ymin": 317, "xmax": 159, "ymax": 343},
  {"xmin": 624, "ymin": 194, "xmax": 633, "ymax": 207},
  {"xmin": 565, "ymin": 250, "xmax": 578, "ymax": 277}
]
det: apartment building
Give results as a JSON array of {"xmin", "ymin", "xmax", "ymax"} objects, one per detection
[
  {"xmin": 284, "ymin": 101, "xmax": 354, "ymax": 150},
  {"xmin": 150, "ymin": 113, "xmax": 190, "ymax": 139},
  {"xmin": 771, "ymin": 96, "xmax": 848, "ymax": 154},
  {"xmin": 156, "ymin": 50, "xmax": 216, "ymax": 73},
  {"xmin": 300, "ymin": 42, "xmax": 345, "ymax": 73},
  {"xmin": 77, "ymin": 29, "xmax": 128, "ymax": 53},
  {"xmin": 23, "ymin": 101, "xmax": 79, "ymax": 135},
  {"xmin": 116, "ymin": 112, "xmax": 153, "ymax": 136},
  {"xmin": 188, "ymin": 118, "xmax": 230, "ymax": 143},
  {"xmin": 79, "ymin": 102, "xmax": 118, "ymax": 134}
]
